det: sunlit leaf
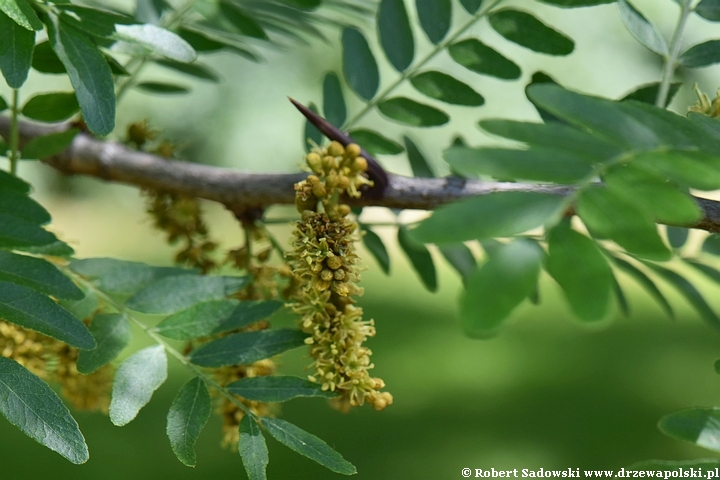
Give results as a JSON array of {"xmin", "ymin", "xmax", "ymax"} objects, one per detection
[
  {"xmin": 0, "ymin": 0, "xmax": 42, "ymax": 31},
  {"xmin": 489, "ymin": 9, "xmax": 574, "ymax": 56},
  {"xmin": 239, "ymin": 416, "xmax": 268, "ymax": 480},
  {"xmin": 110, "ymin": 345, "xmax": 168, "ymax": 426},
  {"xmin": 377, "ymin": 0, "xmax": 414, "ymax": 72},
  {"xmin": 112, "ymin": 24, "xmax": 197, "ymax": 63}
]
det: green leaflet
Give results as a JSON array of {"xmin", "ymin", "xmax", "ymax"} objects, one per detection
[
  {"xmin": 398, "ymin": 225, "xmax": 437, "ymax": 292},
  {"xmin": 361, "ymin": 227, "xmax": 390, "ymax": 274},
  {"xmin": 21, "ymin": 92, "xmax": 80, "ymax": 122},
  {"xmin": 410, "ymin": 71, "xmax": 484, "ymax": 106},
  {"xmin": 489, "ymin": 9, "xmax": 574, "ymax": 56},
  {"xmin": 217, "ymin": 3, "xmax": 267, "ymax": 40},
  {"xmin": 377, "ymin": 0, "xmax": 414, "ymax": 72},
  {"xmin": 617, "ymin": 0, "xmax": 667, "ymax": 55},
  {"xmin": 0, "ymin": 0, "xmax": 42, "ymax": 31},
  {"xmin": 70, "ymin": 257, "xmax": 192, "ymax": 299},
  {"xmin": 459, "ymin": 0, "xmax": 482, "ymax": 13},
  {"xmin": 0, "ymin": 281, "xmax": 95, "ymax": 349},
  {"xmin": 261, "ymin": 418, "xmax": 356, "ymax": 475},
  {"xmin": 449, "ymin": 39, "xmax": 521, "ymax": 79},
  {"xmin": 659, "ymin": 408, "xmax": 720, "ymax": 452},
  {"xmin": 612, "ymin": 274, "xmax": 630, "ymax": 317},
  {"xmin": 0, "ymin": 9, "xmax": 35, "ymax": 88},
  {"xmin": 303, "ymin": 102, "xmax": 322, "ymax": 151},
  {"xmin": 0, "ymin": 169, "xmax": 30, "ymax": 193},
  {"xmin": 545, "ymin": 223, "xmax": 613, "ymax": 321},
  {"xmin": 577, "ymin": 186, "xmax": 671, "ymax": 261},
  {"xmin": 347, "ymin": 129, "xmax": 403, "ymax": 155},
  {"xmin": 135, "ymin": 82, "xmax": 190, "ymax": 94},
  {"xmin": 666, "ymin": 227, "xmax": 689, "ymax": 249},
  {"xmin": 0, "ymin": 189, "xmax": 51, "ymax": 224},
  {"xmin": 695, "ymin": 0, "xmax": 720, "ymax": 21},
  {"xmin": 679, "ymin": 40, "xmax": 720, "ymax": 68},
  {"xmin": 377, "ymin": 97, "xmax": 449, "ymax": 127},
  {"xmin": 609, "ymin": 255, "xmax": 674, "ymax": 318},
  {"xmin": 416, "ymin": 0, "xmax": 451, "ymax": 44},
  {"xmin": 154, "ymin": 59, "xmax": 220, "ymax": 82},
  {"xmin": 536, "ymin": 0, "xmax": 615, "ymax": 5},
  {"xmin": 226, "ymin": 375, "xmax": 335, "ymax": 402},
  {"xmin": 630, "ymin": 150, "xmax": 720, "ymax": 191},
  {"xmin": 47, "ymin": 17, "xmax": 116, "ymax": 136},
  {"xmin": 188, "ymin": 329, "xmax": 307, "ymax": 367},
  {"xmin": 125, "ymin": 275, "xmax": 248, "ymax": 314},
  {"xmin": 21, "ymin": 129, "xmax": 79, "ymax": 160},
  {"xmin": 322, "ymin": 72, "xmax": 346, "ymax": 127},
  {"xmin": 57, "ymin": 5, "xmax": 132, "ymax": 38},
  {"xmin": 77, "ymin": 313, "xmax": 131, "ymax": 374},
  {"xmin": 0, "ymin": 214, "xmax": 59, "ymax": 249},
  {"xmin": 621, "ymin": 81, "xmax": 682, "ymax": 107},
  {"xmin": 342, "ymin": 27, "xmax": 379, "ymax": 101},
  {"xmin": 412, "ymin": 191, "xmax": 563, "ymax": 244},
  {"xmin": 166, "ymin": 377, "xmax": 211, "ymax": 467},
  {"xmin": 0, "ymin": 251, "xmax": 82, "ymax": 300},
  {"xmin": 0, "ymin": 357, "xmax": 88, "ymax": 463},
  {"xmin": 31, "ymin": 41, "xmax": 66, "ymax": 74},
  {"xmin": 404, "ymin": 136, "xmax": 435, "ymax": 178},
  {"xmin": 461, "ymin": 238, "xmax": 543, "ymax": 335},
  {"xmin": 110, "ymin": 345, "xmax": 168, "ymax": 426},
  {"xmin": 239, "ymin": 416, "xmax": 269, "ymax": 480},
  {"xmin": 703, "ymin": 234, "xmax": 720, "ymax": 255},
  {"xmin": 112, "ymin": 24, "xmax": 196, "ymax": 63},
  {"xmin": 439, "ymin": 243, "xmax": 476, "ymax": 283}
]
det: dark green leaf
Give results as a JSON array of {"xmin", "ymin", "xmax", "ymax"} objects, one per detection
[
  {"xmin": 479, "ymin": 119, "xmax": 622, "ymax": 160},
  {"xmin": 21, "ymin": 93, "xmax": 80, "ymax": 122},
  {"xmin": 404, "ymin": 136, "xmax": 435, "ymax": 178},
  {"xmin": 278, "ymin": 0, "xmax": 322, "ymax": 9},
  {"xmin": 177, "ymin": 25, "xmax": 260, "ymax": 61},
  {"xmin": 361, "ymin": 227, "xmax": 390, "ymax": 274},
  {"xmin": 398, "ymin": 226, "xmax": 437, "ymax": 292},
  {"xmin": 342, "ymin": 27, "xmax": 379, "ymax": 101},
  {"xmin": 545, "ymin": 224, "xmax": 613, "ymax": 321},
  {"xmin": 609, "ymin": 255, "xmax": 674, "ymax": 318},
  {"xmin": 0, "ymin": 0, "xmax": 42, "ymax": 31},
  {"xmin": 0, "ymin": 189, "xmax": 51, "ymax": 224},
  {"xmin": 537, "ymin": 0, "xmax": 615, "ymax": 5},
  {"xmin": 21, "ymin": 129, "xmax": 78, "ymax": 160},
  {"xmin": 48, "ymin": 18, "xmax": 115, "ymax": 136},
  {"xmin": 177, "ymin": 27, "xmax": 225, "ymax": 52},
  {"xmin": 0, "ymin": 169, "xmax": 29, "ymax": 193},
  {"xmin": 644, "ymin": 262, "xmax": 720, "ymax": 329},
  {"xmin": 617, "ymin": 0, "xmax": 667, "ymax": 55},
  {"xmin": 239, "ymin": 416, "xmax": 268, "ymax": 480},
  {"xmin": 377, "ymin": 0, "xmax": 414, "ymax": 72},
  {"xmin": 377, "ymin": 97, "xmax": 449, "ymax": 127},
  {"xmin": 154, "ymin": 59, "xmax": 220, "ymax": 82},
  {"xmin": 461, "ymin": 238, "xmax": 543, "ymax": 335},
  {"xmin": 347, "ymin": 129, "xmax": 403, "ymax": 155},
  {"xmin": 57, "ymin": 5, "xmax": 132, "ymax": 38},
  {"xmin": 218, "ymin": 2, "xmax": 267, "ymax": 39},
  {"xmin": 112, "ymin": 24, "xmax": 196, "ymax": 63},
  {"xmin": 696, "ymin": 0, "xmax": 720, "ymax": 21},
  {"xmin": 0, "ymin": 214, "xmax": 59, "ymax": 249},
  {"xmin": 261, "ymin": 418, "xmax": 356, "ymax": 475},
  {"xmin": 631, "ymin": 150, "xmax": 720, "ymax": 191},
  {"xmin": 679, "ymin": 40, "xmax": 720, "ymax": 68},
  {"xmin": 410, "ymin": 71, "xmax": 484, "ymax": 106},
  {"xmin": 621, "ymin": 81, "xmax": 682, "ymax": 107},
  {"xmin": 659, "ymin": 408, "xmax": 720, "ymax": 452},
  {"xmin": 445, "ymin": 145, "xmax": 593, "ymax": 183},
  {"xmin": 135, "ymin": 0, "xmax": 169, "ymax": 24},
  {"xmin": 188, "ymin": 329, "xmax": 307, "ymax": 367},
  {"xmin": 215, "ymin": 300, "xmax": 283, "ymax": 334},
  {"xmin": 413, "ymin": 191, "xmax": 563, "ymax": 244},
  {"xmin": 526, "ymin": 71, "xmax": 562, "ymax": 123},
  {"xmin": 0, "ymin": 281, "xmax": 95, "ymax": 349},
  {"xmin": 303, "ymin": 102, "xmax": 323, "ymax": 151},
  {"xmin": 449, "ymin": 39, "xmax": 521, "ymax": 79},
  {"xmin": 666, "ymin": 227, "xmax": 689, "ymax": 249},
  {"xmin": 31, "ymin": 41, "xmax": 66, "ymax": 74},
  {"xmin": 126, "ymin": 275, "xmax": 248, "ymax": 315},
  {"xmin": 612, "ymin": 274, "xmax": 630, "ymax": 317},
  {"xmin": 166, "ymin": 377, "xmax": 211, "ymax": 467},
  {"xmin": 77, "ymin": 313, "xmax": 131, "ymax": 374},
  {"xmin": 603, "ymin": 165, "xmax": 701, "ymax": 225},
  {"xmin": 703, "ymin": 234, "xmax": 720, "ymax": 255},
  {"xmin": 0, "ymin": 94, "xmax": 6, "ymax": 112},
  {"xmin": 439, "ymin": 243, "xmax": 476, "ymax": 282},
  {"xmin": 459, "ymin": 0, "xmax": 482, "ymax": 14},
  {"xmin": 0, "ymin": 10, "xmax": 34, "ymax": 88},
  {"xmin": 577, "ymin": 186, "xmax": 671, "ymax": 261},
  {"xmin": 227, "ymin": 375, "xmax": 335, "ymax": 402},
  {"xmin": 0, "ymin": 251, "xmax": 82, "ymax": 300},
  {"xmin": 322, "ymin": 72, "xmax": 346, "ymax": 127},
  {"xmin": 489, "ymin": 9, "xmax": 574, "ymax": 56},
  {"xmin": 136, "ymin": 81, "xmax": 190, "ymax": 94},
  {"xmin": 110, "ymin": 345, "xmax": 167, "ymax": 426},
  {"xmin": 0, "ymin": 357, "xmax": 88, "ymax": 463},
  {"xmin": 416, "ymin": 0, "xmax": 451, "ymax": 44}
]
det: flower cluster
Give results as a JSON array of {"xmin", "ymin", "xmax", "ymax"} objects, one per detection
[
  {"xmin": 689, "ymin": 84, "xmax": 720, "ymax": 117},
  {"xmin": 288, "ymin": 141, "xmax": 392, "ymax": 412}
]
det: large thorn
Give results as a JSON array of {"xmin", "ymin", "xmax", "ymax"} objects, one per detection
[{"xmin": 289, "ymin": 97, "xmax": 388, "ymax": 196}]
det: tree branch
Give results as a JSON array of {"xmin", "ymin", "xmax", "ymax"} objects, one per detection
[{"xmin": 4, "ymin": 117, "xmax": 720, "ymax": 233}]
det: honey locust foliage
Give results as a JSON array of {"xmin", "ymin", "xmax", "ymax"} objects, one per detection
[{"xmin": 2, "ymin": 0, "xmax": 720, "ymax": 476}]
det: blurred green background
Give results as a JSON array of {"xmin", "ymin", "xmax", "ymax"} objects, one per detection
[{"xmin": 3, "ymin": 0, "xmax": 720, "ymax": 478}]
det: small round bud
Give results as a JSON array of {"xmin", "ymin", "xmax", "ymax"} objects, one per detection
[
  {"xmin": 326, "ymin": 256, "xmax": 343, "ymax": 270},
  {"xmin": 327, "ymin": 141, "xmax": 344, "ymax": 157},
  {"xmin": 322, "ymin": 155, "xmax": 337, "ymax": 171},
  {"xmin": 306, "ymin": 153, "xmax": 322, "ymax": 173},
  {"xmin": 311, "ymin": 183, "xmax": 327, "ymax": 198},
  {"xmin": 333, "ymin": 269, "xmax": 346, "ymax": 280},
  {"xmin": 345, "ymin": 143, "xmax": 361, "ymax": 159},
  {"xmin": 325, "ymin": 173, "xmax": 338, "ymax": 188},
  {"xmin": 337, "ymin": 204, "xmax": 351, "ymax": 217},
  {"xmin": 353, "ymin": 157, "xmax": 368, "ymax": 172},
  {"xmin": 337, "ymin": 176, "xmax": 350, "ymax": 189},
  {"xmin": 320, "ymin": 269, "xmax": 334, "ymax": 281}
]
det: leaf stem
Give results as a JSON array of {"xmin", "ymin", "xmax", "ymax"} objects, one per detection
[
  {"xmin": 656, "ymin": 0, "xmax": 693, "ymax": 108},
  {"xmin": 344, "ymin": 0, "xmax": 503, "ymax": 130},
  {"xmin": 8, "ymin": 89, "xmax": 20, "ymax": 175}
]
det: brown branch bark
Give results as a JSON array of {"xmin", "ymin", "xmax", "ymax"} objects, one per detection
[{"xmin": 4, "ymin": 117, "xmax": 720, "ymax": 233}]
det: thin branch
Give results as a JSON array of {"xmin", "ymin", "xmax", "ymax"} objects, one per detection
[{"xmin": 4, "ymin": 117, "xmax": 720, "ymax": 233}]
